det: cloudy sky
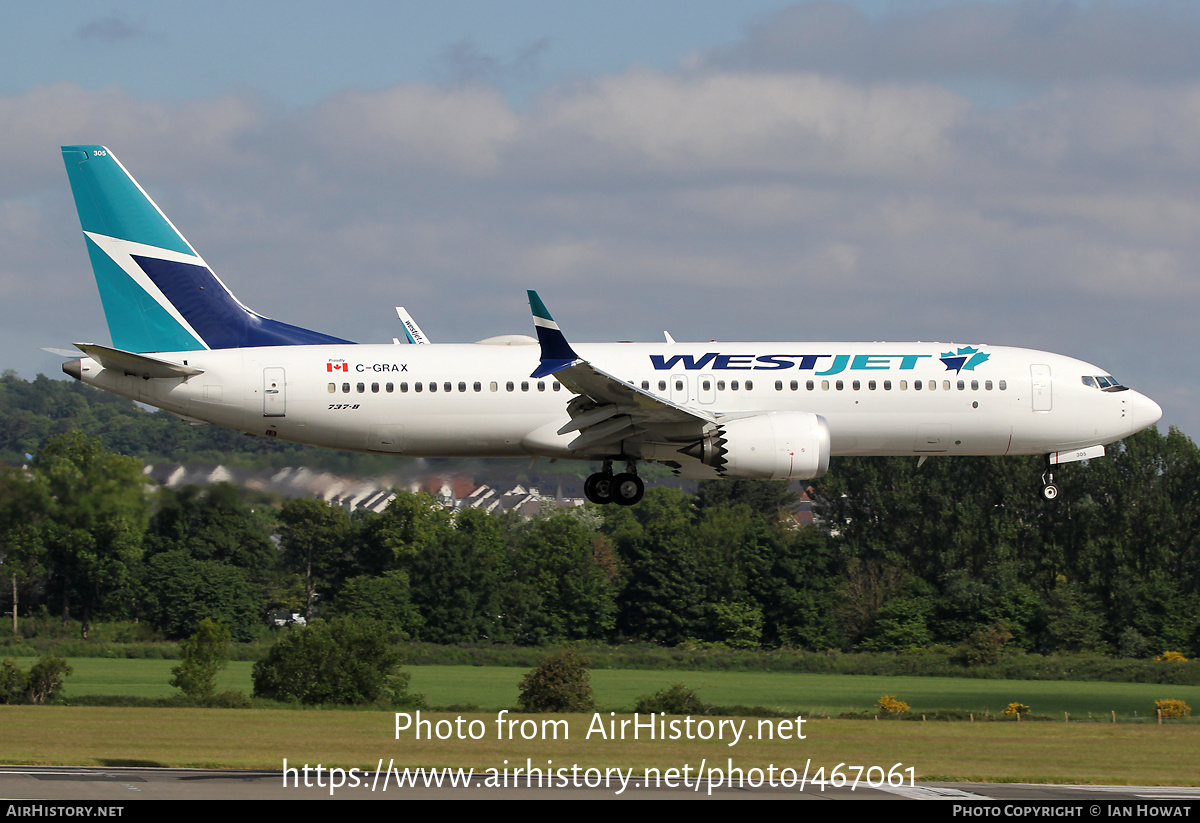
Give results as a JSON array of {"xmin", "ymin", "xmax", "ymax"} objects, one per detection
[{"xmin": 3, "ymin": 0, "xmax": 1198, "ymax": 436}]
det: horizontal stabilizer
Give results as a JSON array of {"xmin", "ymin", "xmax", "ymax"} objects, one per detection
[{"xmin": 74, "ymin": 343, "xmax": 205, "ymax": 379}]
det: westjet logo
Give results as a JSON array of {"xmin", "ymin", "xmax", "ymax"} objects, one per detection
[
  {"xmin": 939, "ymin": 346, "xmax": 990, "ymax": 374},
  {"xmin": 648, "ymin": 353, "xmax": 940, "ymax": 376}
]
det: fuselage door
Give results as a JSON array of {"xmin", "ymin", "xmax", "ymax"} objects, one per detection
[
  {"xmin": 698, "ymin": 374, "xmax": 716, "ymax": 405},
  {"xmin": 263, "ymin": 367, "xmax": 286, "ymax": 417},
  {"xmin": 1031, "ymin": 364, "xmax": 1052, "ymax": 412}
]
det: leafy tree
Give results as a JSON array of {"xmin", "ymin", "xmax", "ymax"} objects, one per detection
[
  {"xmin": 0, "ymin": 466, "xmax": 48, "ymax": 636},
  {"xmin": 937, "ymin": 562, "xmax": 1042, "ymax": 651},
  {"xmin": 1117, "ymin": 627, "xmax": 1153, "ymax": 659},
  {"xmin": 752, "ymin": 522, "xmax": 842, "ymax": 649},
  {"xmin": 33, "ymin": 433, "xmax": 149, "ymax": 637},
  {"xmin": 147, "ymin": 483, "xmax": 277, "ymax": 573},
  {"xmin": 695, "ymin": 479, "xmax": 796, "ymax": 517},
  {"xmin": 691, "ymin": 503, "xmax": 768, "ymax": 609},
  {"xmin": 171, "ymin": 618, "xmax": 232, "ymax": 700},
  {"xmin": 277, "ymin": 498, "xmax": 351, "ymax": 618},
  {"xmin": 859, "ymin": 588, "xmax": 937, "ymax": 652},
  {"xmin": 25, "ymin": 654, "xmax": 71, "ymax": 704},
  {"xmin": 0, "ymin": 658, "xmax": 25, "ymax": 703},
  {"xmin": 953, "ymin": 622, "xmax": 1014, "ymax": 666},
  {"xmin": 139, "ymin": 550, "xmax": 263, "ymax": 641},
  {"xmin": 607, "ymin": 488, "xmax": 707, "ymax": 644},
  {"xmin": 708, "ymin": 599, "xmax": 764, "ymax": 649},
  {"xmin": 509, "ymin": 513, "xmax": 618, "ymax": 640},
  {"xmin": 1038, "ymin": 578, "xmax": 1104, "ymax": 653},
  {"xmin": 517, "ymin": 651, "xmax": 593, "ymax": 713},
  {"xmin": 252, "ymin": 617, "xmax": 418, "ymax": 705},
  {"xmin": 0, "ymin": 655, "xmax": 72, "ymax": 704},
  {"xmin": 408, "ymin": 507, "xmax": 528, "ymax": 643},
  {"xmin": 353, "ymin": 491, "xmax": 450, "ymax": 577},
  {"xmin": 328, "ymin": 571, "xmax": 423, "ymax": 638},
  {"xmin": 834, "ymin": 557, "xmax": 909, "ymax": 644}
]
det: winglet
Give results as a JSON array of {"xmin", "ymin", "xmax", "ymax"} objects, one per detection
[
  {"xmin": 396, "ymin": 307, "xmax": 431, "ymax": 344},
  {"xmin": 528, "ymin": 290, "xmax": 580, "ymax": 378}
]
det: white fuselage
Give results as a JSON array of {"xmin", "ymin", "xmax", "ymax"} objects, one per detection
[{"xmin": 70, "ymin": 339, "xmax": 1162, "ymax": 471}]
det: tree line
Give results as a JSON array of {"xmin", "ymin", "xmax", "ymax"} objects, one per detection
[{"xmin": 2, "ymin": 422, "xmax": 1199, "ymax": 657}]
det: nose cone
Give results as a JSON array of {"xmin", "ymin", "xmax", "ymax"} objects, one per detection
[{"xmin": 1127, "ymin": 391, "xmax": 1163, "ymax": 436}]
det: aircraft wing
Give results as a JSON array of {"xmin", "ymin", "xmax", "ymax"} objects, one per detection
[{"xmin": 527, "ymin": 291, "xmax": 712, "ymax": 452}]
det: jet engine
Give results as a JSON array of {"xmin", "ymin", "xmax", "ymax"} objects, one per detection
[{"xmin": 679, "ymin": 411, "xmax": 830, "ymax": 480}]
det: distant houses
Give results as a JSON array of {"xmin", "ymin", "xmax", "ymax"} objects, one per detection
[
  {"xmin": 142, "ymin": 462, "xmax": 585, "ymax": 516},
  {"xmin": 142, "ymin": 461, "xmax": 815, "ymax": 522}
]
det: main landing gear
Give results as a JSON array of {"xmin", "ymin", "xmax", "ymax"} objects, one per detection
[{"xmin": 584, "ymin": 460, "xmax": 645, "ymax": 506}]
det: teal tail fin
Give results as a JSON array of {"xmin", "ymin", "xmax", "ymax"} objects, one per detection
[{"xmin": 61, "ymin": 145, "xmax": 352, "ymax": 352}]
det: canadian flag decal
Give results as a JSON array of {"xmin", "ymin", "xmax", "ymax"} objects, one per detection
[{"xmin": 327, "ymin": 361, "xmax": 349, "ymax": 372}]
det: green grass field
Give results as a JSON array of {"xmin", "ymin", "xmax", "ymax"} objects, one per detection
[
  {"xmin": 48, "ymin": 658, "xmax": 1200, "ymax": 720},
  {"xmin": 1, "ymin": 658, "xmax": 1195, "ymax": 783},
  {"xmin": 1, "ymin": 706, "xmax": 1196, "ymax": 785}
]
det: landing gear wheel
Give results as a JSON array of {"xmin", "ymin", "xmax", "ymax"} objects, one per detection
[
  {"xmin": 1040, "ymin": 469, "xmax": 1058, "ymax": 502},
  {"xmin": 611, "ymin": 473, "xmax": 645, "ymax": 506},
  {"xmin": 584, "ymin": 473, "xmax": 613, "ymax": 505}
]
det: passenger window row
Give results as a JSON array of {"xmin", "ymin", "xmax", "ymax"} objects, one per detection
[
  {"xmin": 771, "ymin": 378, "xmax": 1007, "ymax": 392},
  {"xmin": 327, "ymin": 381, "xmax": 562, "ymax": 394},
  {"xmin": 325, "ymin": 376, "xmax": 1008, "ymax": 396},
  {"xmin": 622, "ymin": 377, "xmax": 1009, "ymax": 393}
]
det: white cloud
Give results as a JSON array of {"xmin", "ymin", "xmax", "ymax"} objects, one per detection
[
  {"xmin": 0, "ymin": 83, "xmax": 264, "ymax": 196},
  {"xmin": 703, "ymin": 1, "xmax": 1200, "ymax": 89},
  {"xmin": 305, "ymin": 84, "xmax": 519, "ymax": 175},
  {"xmin": 525, "ymin": 71, "xmax": 966, "ymax": 176}
]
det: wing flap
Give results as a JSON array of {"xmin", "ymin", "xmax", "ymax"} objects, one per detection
[
  {"xmin": 554, "ymin": 360, "xmax": 712, "ymax": 426},
  {"xmin": 567, "ymin": 415, "xmax": 643, "ymax": 451}
]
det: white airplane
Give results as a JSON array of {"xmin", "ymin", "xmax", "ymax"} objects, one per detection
[{"xmin": 57, "ymin": 145, "xmax": 1162, "ymax": 506}]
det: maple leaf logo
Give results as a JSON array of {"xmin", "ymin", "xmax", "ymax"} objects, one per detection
[{"xmin": 940, "ymin": 345, "xmax": 990, "ymax": 374}]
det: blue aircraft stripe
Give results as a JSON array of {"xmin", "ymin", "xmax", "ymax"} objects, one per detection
[
  {"xmin": 134, "ymin": 256, "xmax": 354, "ymax": 349},
  {"xmin": 86, "ymin": 236, "xmax": 205, "ymax": 352}
]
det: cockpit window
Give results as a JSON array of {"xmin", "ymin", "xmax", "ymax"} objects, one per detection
[{"xmin": 1083, "ymin": 374, "xmax": 1128, "ymax": 392}]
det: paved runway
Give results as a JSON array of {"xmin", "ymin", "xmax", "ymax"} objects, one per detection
[{"xmin": 2, "ymin": 766, "xmax": 1199, "ymax": 801}]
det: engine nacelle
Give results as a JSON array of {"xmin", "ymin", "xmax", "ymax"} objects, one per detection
[{"xmin": 680, "ymin": 412, "xmax": 831, "ymax": 480}]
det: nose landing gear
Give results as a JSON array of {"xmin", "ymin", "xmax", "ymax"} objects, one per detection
[
  {"xmin": 584, "ymin": 460, "xmax": 645, "ymax": 506},
  {"xmin": 1041, "ymin": 471, "xmax": 1058, "ymax": 502}
]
